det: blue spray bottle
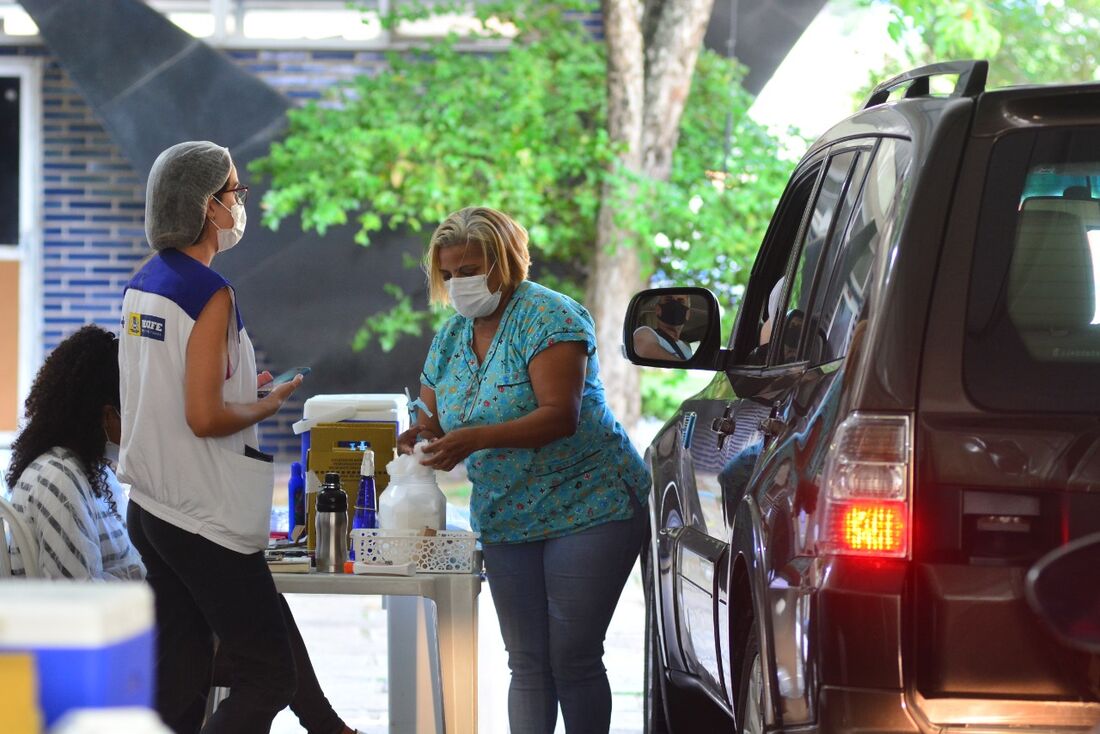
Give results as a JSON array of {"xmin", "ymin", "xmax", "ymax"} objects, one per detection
[
  {"xmin": 349, "ymin": 448, "xmax": 378, "ymax": 560},
  {"xmin": 288, "ymin": 461, "xmax": 306, "ymax": 538}
]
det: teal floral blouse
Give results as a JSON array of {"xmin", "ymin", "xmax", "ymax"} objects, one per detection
[{"xmin": 421, "ymin": 280, "xmax": 650, "ymax": 544}]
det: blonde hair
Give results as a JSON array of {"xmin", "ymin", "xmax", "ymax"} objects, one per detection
[{"xmin": 425, "ymin": 207, "xmax": 531, "ymax": 305}]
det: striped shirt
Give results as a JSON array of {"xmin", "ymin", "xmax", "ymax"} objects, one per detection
[{"xmin": 6, "ymin": 447, "xmax": 145, "ymax": 581}]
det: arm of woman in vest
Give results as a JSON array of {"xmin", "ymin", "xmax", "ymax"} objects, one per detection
[
  {"xmin": 185, "ymin": 287, "xmax": 301, "ymax": 438},
  {"xmin": 417, "ymin": 341, "xmax": 587, "ymax": 472}
]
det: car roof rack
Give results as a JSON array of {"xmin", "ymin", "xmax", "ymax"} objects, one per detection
[{"xmin": 862, "ymin": 60, "xmax": 988, "ymax": 109}]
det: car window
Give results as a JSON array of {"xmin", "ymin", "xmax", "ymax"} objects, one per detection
[
  {"xmin": 730, "ymin": 162, "xmax": 822, "ymax": 365},
  {"xmin": 772, "ymin": 150, "xmax": 858, "ymax": 365},
  {"xmin": 809, "ymin": 138, "xmax": 911, "ymax": 365},
  {"xmin": 965, "ymin": 127, "xmax": 1100, "ymax": 412}
]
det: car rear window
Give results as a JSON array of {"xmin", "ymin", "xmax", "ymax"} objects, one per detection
[{"xmin": 965, "ymin": 127, "xmax": 1100, "ymax": 412}]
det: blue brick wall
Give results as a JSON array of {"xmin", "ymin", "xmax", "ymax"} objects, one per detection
[
  {"xmin": 40, "ymin": 55, "xmax": 148, "ymax": 345},
  {"xmin": 3, "ymin": 44, "xmax": 390, "ymax": 464}
]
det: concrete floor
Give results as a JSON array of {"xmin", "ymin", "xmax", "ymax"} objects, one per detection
[{"xmin": 271, "ymin": 560, "xmax": 646, "ymax": 734}]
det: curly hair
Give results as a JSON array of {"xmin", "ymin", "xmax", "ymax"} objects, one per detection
[{"xmin": 6, "ymin": 325, "xmax": 120, "ymax": 514}]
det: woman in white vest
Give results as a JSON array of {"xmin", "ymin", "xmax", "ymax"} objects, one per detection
[{"xmin": 118, "ymin": 141, "xmax": 326, "ymax": 734}]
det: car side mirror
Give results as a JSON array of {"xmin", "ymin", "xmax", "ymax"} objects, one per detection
[
  {"xmin": 1025, "ymin": 531, "xmax": 1100, "ymax": 654},
  {"xmin": 622, "ymin": 287, "xmax": 723, "ymax": 370}
]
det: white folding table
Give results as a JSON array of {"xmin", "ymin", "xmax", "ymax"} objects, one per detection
[{"xmin": 273, "ymin": 571, "xmax": 482, "ymax": 734}]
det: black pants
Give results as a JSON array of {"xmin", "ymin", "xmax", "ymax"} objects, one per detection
[{"xmin": 129, "ymin": 502, "xmax": 346, "ymax": 734}]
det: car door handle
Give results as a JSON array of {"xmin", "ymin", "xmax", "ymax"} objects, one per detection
[
  {"xmin": 760, "ymin": 417, "xmax": 787, "ymax": 438},
  {"xmin": 711, "ymin": 402, "xmax": 736, "ymax": 450}
]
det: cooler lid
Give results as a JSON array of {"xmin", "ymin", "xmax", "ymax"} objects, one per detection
[
  {"xmin": 303, "ymin": 393, "xmax": 408, "ymax": 418},
  {"xmin": 0, "ymin": 581, "xmax": 153, "ymax": 647}
]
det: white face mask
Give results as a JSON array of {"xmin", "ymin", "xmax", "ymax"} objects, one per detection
[
  {"xmin": 211, "ymin": 196, "xmax": 247, "ymax": 252},
  {"xmin": 447, "ymin": 263, "xmax": 502, "ymax": 319}
]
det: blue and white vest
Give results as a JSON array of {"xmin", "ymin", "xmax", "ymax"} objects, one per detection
[{"xmin": 118, "ymin": 248, "xmax": 273, "ymax": 554}]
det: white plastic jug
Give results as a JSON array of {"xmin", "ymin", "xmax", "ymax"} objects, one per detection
[{"xmin": 378, "ymin": 443, "xmax": 447, "ymax": 531}]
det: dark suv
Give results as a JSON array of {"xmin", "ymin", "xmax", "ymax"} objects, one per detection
[{"xmin": 623, "ymin": 61, "xmax": 1100, "ymax": 733}]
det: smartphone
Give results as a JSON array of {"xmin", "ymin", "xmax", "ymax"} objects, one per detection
[{"xmin": 259, "ymin": 366, "xmax": 311, "ymax": 393}]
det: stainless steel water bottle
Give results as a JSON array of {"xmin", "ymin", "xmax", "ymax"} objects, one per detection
[{"xmin": 315, "ymin": 471, "xmax": 348, "ymax": 573}]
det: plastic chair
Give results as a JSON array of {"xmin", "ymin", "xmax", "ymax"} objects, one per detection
[{"xmin": 0, "ymin": 495, "xmax": 41, "ymax": 578}]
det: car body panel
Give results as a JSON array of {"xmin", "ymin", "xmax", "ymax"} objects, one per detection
[{"xmin": 639, "ymin": 66, "xmax": 1100, "ymax": 733}]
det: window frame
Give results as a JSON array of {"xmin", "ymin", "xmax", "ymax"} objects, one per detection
[
  {"xmin": 0, "ymin": 57, "xmax": 43, "ymax": 451},
  {"xmin": 800, "ymin": 139, "xmax": 894, "ymax": 367},
  {"xmin": 725, "ymin": 154, "xmax": 826, "ymax": 367},
  {"xmin": 769, "ymin": 146, "xmax": 865, "ymax": 368},
  {"xmin": 963, "ymin": 125, "xmax": 1100, "ymax": 413}
]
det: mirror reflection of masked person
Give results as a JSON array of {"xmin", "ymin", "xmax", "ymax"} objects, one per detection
[{"xmin": 632, "ymin": 295, "xmax": 694, "ymax": 361}]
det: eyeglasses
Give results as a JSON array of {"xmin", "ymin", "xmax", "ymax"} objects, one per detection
[{"xmin": 223, "ymin": 185, "xmax": 249, "ymax": 205}]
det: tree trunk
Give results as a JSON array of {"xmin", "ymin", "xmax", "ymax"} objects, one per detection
[
  {"xmin": 641, "ymin": 0, "xmax": 716, "ymax": 181},
  {"xmin": 589, "ymin": 0, "xmax": 715, "ymax": 434},
  {"xmin": 591, "ymin": 0, "xmax": 645, "ymax": 432}
]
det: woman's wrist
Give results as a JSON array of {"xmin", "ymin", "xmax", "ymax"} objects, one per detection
[
  {"xmin": 471, "ymin": 425, "xmax": 491, "ymax": 452},
  {"xmin": 256, "ymin": 393, "xmax": 281, "ymax": 420}
]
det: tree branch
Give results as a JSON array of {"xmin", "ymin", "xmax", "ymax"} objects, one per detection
[
  {"xmin": 601, "ymin": 0, "xmax": 646, "ymax": 165},
  {"xmin": 641, "ymin": 0, "xmax": 716, "ymax": 180},
  {"xmin": 591, "ymin": 0, "xmax": 648, "ymax": 430}
]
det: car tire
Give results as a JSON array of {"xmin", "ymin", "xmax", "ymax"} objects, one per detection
[{"xmin": 736, "ymin": 622, "xmax": 766, "ymax": 734}]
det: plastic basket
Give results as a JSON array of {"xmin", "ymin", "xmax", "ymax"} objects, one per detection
[{"xmin": 351, "ymin": 529, "xmax": 479, "ymax": 573}]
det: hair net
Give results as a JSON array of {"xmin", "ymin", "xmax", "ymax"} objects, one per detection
[{"xmin": 145, "ymin": 141, "xmax": 232, "ymax": 250}]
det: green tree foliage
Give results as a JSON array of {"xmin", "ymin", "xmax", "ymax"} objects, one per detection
[
  {"xmin": 252, "ymin": 1, "xmax": 793, "ymax": 417},
  {"xmin": 863, "ymin": 0, "xmax": 1100, "ymax": 87},
  {"xmin": 622, "ymin": 48, "xmax": 791, "ymax": 303},
  {"xmin": 641, "ymin": 367, "xmax": 717, "ymax": 422}
]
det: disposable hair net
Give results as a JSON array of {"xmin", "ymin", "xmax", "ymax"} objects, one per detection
[{"xmin": 145, "ymin": 141, "xmax": 232, "ymax": 250}]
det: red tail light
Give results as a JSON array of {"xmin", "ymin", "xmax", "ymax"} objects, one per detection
[
  {"xmin": 818, "ymin": 413, "xmax": 912, "ymax": 559},
  {"xmin": 840, "ymin": 502, "xmax": 907, "ymax": 554}
]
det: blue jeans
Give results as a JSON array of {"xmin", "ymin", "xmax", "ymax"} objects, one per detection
[{"xmin": 482, "ymin": 492, "xmax": 647, "ymax": 734}]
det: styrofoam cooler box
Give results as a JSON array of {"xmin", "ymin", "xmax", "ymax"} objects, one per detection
[
  {"xmin": 295, "ymin": 393, "xmax": 410, "ymax": 495},
  {"xmin": 0, "ymin": 582, "xmax": 154, "ymax": 727}
]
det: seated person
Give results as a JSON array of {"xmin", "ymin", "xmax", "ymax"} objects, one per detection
[
  {"xmin": 633, "ymin": 294, "xmax": 695, "ymax": 360},
  {"xmin": 745, "ymin": 275, "xmax": 807, "ymax": 365},
  {"xmin": 4, "ymin": 325, "xmax": 359, "ymax": 734}
]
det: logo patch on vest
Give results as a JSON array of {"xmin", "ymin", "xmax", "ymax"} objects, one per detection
[{"xmin": 128, "ymin": 312, "xmax": 165, "ymax": 341}]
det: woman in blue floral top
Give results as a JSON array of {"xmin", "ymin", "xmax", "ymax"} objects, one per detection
[{"xmin": 398, "ymin": 207, "xmax": 649, "ymax": 733}]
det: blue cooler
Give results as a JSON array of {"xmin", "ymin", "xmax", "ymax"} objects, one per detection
[{"xmin": 0, "ymin": 581, "xmax": 154, "ymax": 727}]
